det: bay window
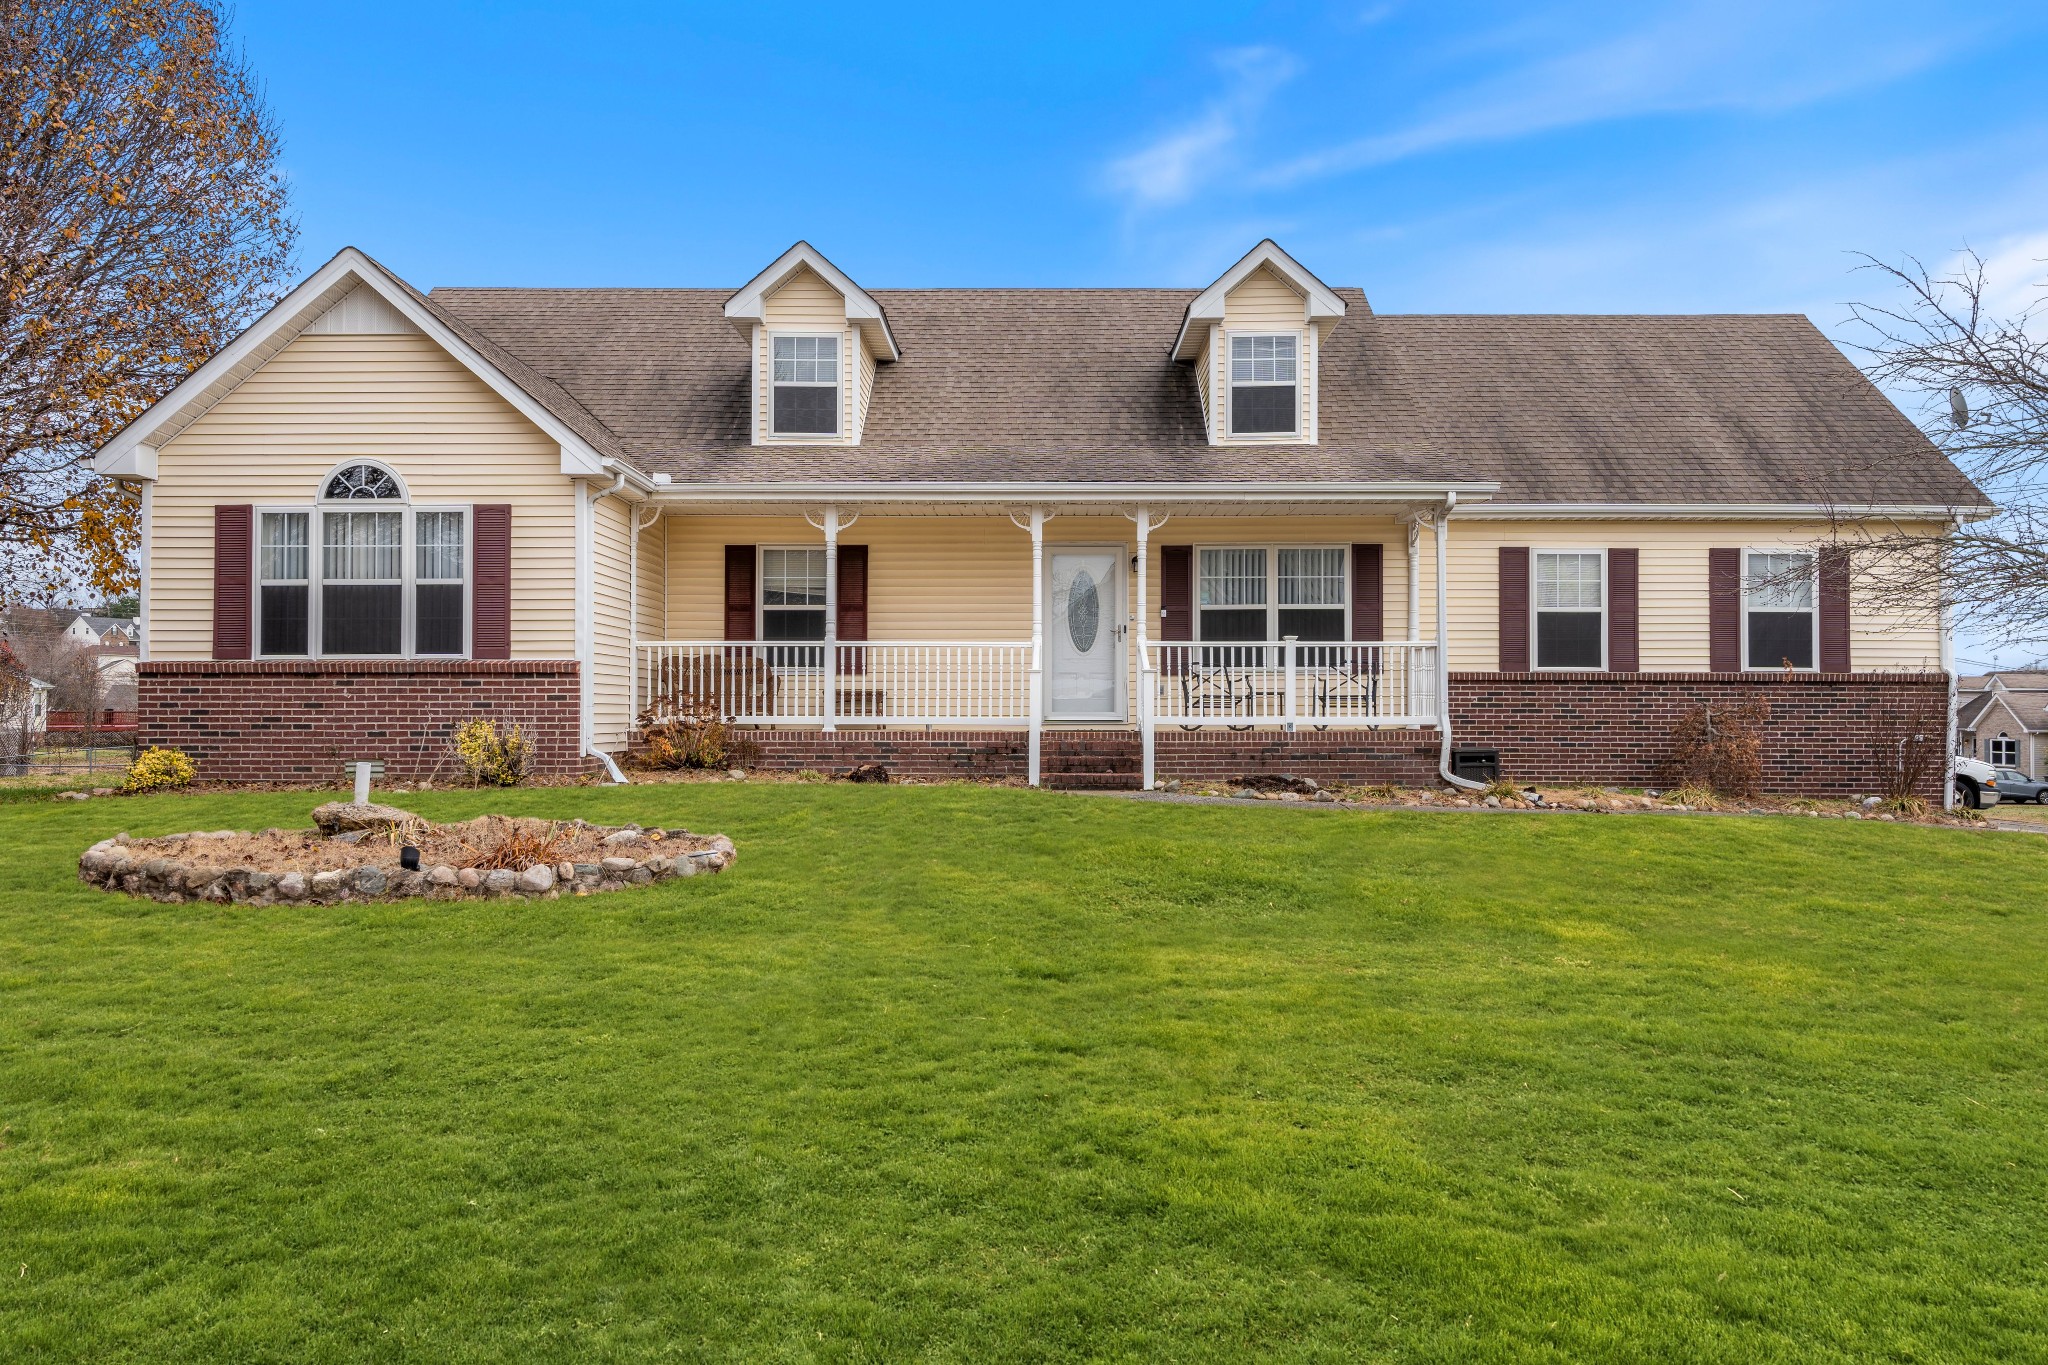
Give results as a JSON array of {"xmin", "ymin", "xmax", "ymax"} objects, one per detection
[
  {"xmin": 1533, "ymin": 551, "xmax": 1604, "ymax": 669},
  {"xmin": 1743, "ymin": 550, "xmax": 1816, "ymax": 670},
  {"xmin": 254, "ymin": 463, "xmax": 470, "ymax": 659}
]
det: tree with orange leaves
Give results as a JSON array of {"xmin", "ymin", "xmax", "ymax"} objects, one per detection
[{"xmin": 0, "ymin": 0, "xmax": 295, "ymax": 599}]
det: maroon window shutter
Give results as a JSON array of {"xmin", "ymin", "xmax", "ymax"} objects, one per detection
[
  {"xmin": 1708, "ymin": 547, "xmax": 1742, "ymax": 672},
  {"xmin": 211, "ymin": 505, "xmax": 253, "ymax": 660},
  {"xmin": 1498, "ymin": 547, "xmax": 1530, "ymax": 672},
  {"xmin": 1607, "ymin": 548, "xmax": 1639, "ymax": 672},
  {"xmin": 471, "ymin": 504, "xmax": 512, "ymax": 660},
  {"xmin": 1350, "ymin": 544, "xmax": 1384, "ymax": 642},
  {"xmin": 1160, "ymin": 546, "xmax": 1194, "ymax": 640},
  {"xmin": 1819, "ymin": 545, "xmax": 1851, "ymax": 672},
  {"xmin": 1159, "ymin": 544, "xmax": 1194, "ymax": 676},
  {"xmin": 723, "ymin": 546, "xmax": 756, "ymax": 641},
  {"xmin": 836, "ymin": 544, "xmax": 867, "ymax": 675}
]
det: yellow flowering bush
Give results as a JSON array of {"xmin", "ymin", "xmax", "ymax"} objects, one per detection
[
  {"xmin": 453, "ymin": 718, "xmax": 531, "ymax": 787},
  {"xmin": 124, "ymin": 746, "xmax": 196, "ymax": 792}
]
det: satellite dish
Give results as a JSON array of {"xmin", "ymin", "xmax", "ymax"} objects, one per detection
[{"xmin": 1950, "ymin": 387, "xmax": 1970, "ymax": 429}]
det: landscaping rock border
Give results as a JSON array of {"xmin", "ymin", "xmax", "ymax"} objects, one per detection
[{"xmin": 78, "ymin": 822, "xmax": 736, "ymax": 906}]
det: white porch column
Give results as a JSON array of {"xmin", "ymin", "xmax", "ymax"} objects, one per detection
[
  {"xmin": 1133, "ymin": 508, "xmax": 1155, "ymax": 790},
  {"xmin": 1028, "ymin": 508, "xmax": 1046, "ymax": 787},
  {"xmin": 1406, "ymin": 519, "xmax": 1421, "ymax": 643},
  {"xmin": 822, "ymin": 505, "xmax": 839, "ymax": 732}
]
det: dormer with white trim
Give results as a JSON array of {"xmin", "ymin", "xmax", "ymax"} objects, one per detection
[
  {"xmin": 725, "ymin": 242, "xmax": 899, "ymax": 446},
  {"xmin": 1172, "ymin": 240, "xmax": 1346, "ymax": 446}
]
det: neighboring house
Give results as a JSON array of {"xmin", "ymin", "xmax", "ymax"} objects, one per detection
[
  {"xmin": 1956, "ymin": 673, "xmax": 2048, "ymax": 776},
  {"xmin": 59, "ymin": 613, "xmax": 135, "ymax": 646},
  {"xmin": 1, "ymin": 674, "xmax": 51, "ymax": 753},
  {"xmin": 93, "ymin": 241, "xmax": 1984, "ymax": 793}
]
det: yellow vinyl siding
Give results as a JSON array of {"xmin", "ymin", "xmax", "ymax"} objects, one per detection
[
  {"xmin": 1219, "ymin": 268, "xmax": 1310, "ymax": 444},
  {"xmin": 1192, "ymin": 332, "xmax": 1213, "ymax": 440},
  {"xmin": 855, "ymin": 342, "xmax": 878, "ymax": 440},
  {"xmin": 760, "ymin": 266, "xmax": 846, "ymax": 327},
  {"xmin": 1414, "ymin": 519, "xmax": 1943, "ymax": 672},
  {"xmin": 1221, "ymin": 265, "xmax": 1307, "ymax": 327},
  {"xmin": 149, "ymin": 332, "xmax": 576, "ymax": 661},
  {"xmin": 589, "ymin": 494, "xmax": 635, "ymax": 749}
]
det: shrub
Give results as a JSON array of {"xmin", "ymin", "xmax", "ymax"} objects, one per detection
[
  {"xmin": 1662, "ymin": 696, "xmax": 1770, "ymax": 796},
  {"xmin": 634, "ymin": 690, "xmax": 760, "ymax": 772},
  {"xmin": 453, "ymin": 718, "xmax": 531, "ymax": 787},
  {"xmin": 124, "ymin": 746, "xmax": 196, "ymax": 792}
]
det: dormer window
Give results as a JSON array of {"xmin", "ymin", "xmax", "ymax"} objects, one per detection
[
  {"xmin": 1230, "ymin": 335, "xmax": 1298, "ymax": 435},
  {"xmin": 772, "ymin": 335, "xmax": 840, "ymax": 436}
]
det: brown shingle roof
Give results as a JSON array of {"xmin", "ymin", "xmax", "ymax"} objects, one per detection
[{"xmin": 425, "ymin": 283, "xmax": 1983, "ymax": 505}]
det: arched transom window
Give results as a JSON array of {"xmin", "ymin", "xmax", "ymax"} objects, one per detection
[
  {"xmin": 324, "ymin": 462, "xmax": 403, "ymax": 501},
  {"xmin": 253, "ymin": 464, "xmax": 469, "ymax": 659}
]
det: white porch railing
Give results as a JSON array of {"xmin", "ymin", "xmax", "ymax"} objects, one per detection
[
  {"xmin": 1141, "ymin": 641, "xmax": 1439, "ymax": 730},
  {"xmin": 636, "ymin": 641, "xmax": 1034, "ymax": 727}
]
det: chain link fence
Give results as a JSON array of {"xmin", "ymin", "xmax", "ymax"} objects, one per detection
[{"xmin": 0, "ymin": 742, "xmax": 140, "ymax": 780}]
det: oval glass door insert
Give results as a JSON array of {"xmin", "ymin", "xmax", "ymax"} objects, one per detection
[{"xmin": 1067, "ymin": 570, "xmax": 1100, "ymax": 651}]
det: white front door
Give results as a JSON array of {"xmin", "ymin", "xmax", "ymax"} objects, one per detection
[{"xmin": 1046, "ymin": 549, "xmax": 1124, "ymax": 721}]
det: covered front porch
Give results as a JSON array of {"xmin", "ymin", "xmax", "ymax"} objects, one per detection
[{"xmin": 624, "ymin": 489, "xmax": 1477, "ymax": 787}]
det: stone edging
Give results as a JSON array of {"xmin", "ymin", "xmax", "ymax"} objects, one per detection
[{"xmin": 77, "ymin": 823, "xmax": 735, "ymax": 905}]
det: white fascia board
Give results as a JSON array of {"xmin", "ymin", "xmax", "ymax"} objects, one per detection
[
  {"xmin": 1454, "ymin": 502, "xmax": 1989, "ymax": 522},
  {"xmin": 1171, "ymin": 239, "xmax": 1347, "ymax": 361},
  {"xmin": 94, "ymin": 246, "xmax": 612, "ymax": 480},
  {"xmin": 724, "ymin": 241, "xmax": 900, "ymax": 360},
  {"xmin": 98, "ymin": 442, "xmax": 157, "ymax": 481},
  {"xmin": 649, "ymin": 479, "xmax": 1497, "ymax": 508}
]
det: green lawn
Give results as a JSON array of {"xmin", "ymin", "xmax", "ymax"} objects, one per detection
[{"xmin": 3, "ymin": 785, "xmax": 2045, "ymax": 1362}]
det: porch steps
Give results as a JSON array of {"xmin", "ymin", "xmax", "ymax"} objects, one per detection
[{"xmin": 1040, "ymin": 732, "xmax": 1144, "ymax": 792}]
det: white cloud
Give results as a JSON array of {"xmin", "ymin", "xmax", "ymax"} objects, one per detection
[
  {"xmin": 1956, "ymin": 232, "xmax": 2048, "ymax": 320},
  {"xmin": 1102, "ymin": 47, "xmax": 1298, "ymax": 210},
  {"xmin": 1257, "ymin": 3, "xmax": 1963, "ymax": 188}
]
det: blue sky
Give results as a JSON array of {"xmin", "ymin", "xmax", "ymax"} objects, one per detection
[{"xmin": 236, "ymin": 0, "xmax": 2048, "ymax": 663}]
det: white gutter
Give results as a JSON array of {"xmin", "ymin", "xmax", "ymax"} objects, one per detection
[
  {"xmin": 642, "ymin": 479, "xmax": 1498, "ymax": 505},
  {"xmin": 580, "ymin": 467, "xmax": 630, "ymax": 785},
  {"xmin": 1456, "ymin": 501, "xmax": 1995, "ymax": 522},
  {"xmin": 1434, "ymin": 494, "xmax": 1486, "ymax": 791}
]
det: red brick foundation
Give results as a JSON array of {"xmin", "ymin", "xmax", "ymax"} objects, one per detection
[
  {"xmin": 740, "ymin": 729, "xmax": 1030, "ymax": 780},
  {"xmin": 1153, "ymin": 729, "xmax": 1441, "ymax": 785},
  {"xmin": 1448, "ymin": 671, "xmax": 1949, "ymax": 800},
  {"xmin": 138, "ymin": 660, "xmax": 584, "ymax": 783}
]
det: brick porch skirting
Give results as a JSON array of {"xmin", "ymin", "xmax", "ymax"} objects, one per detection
[
  {"xmin": 1151, "ymin": 729, "xmax": 1441, "ymax": 785},
  {"xmin": 1448, "ymin": 671, "xmax": 1950, "ymax": 800},
  {"xmin": 138, "ymin": 660, "xmax": 583, "ymax": 783},
  {"xmin": 740, "ymin": 729, "xmax": 1031, "ymax": 780}
]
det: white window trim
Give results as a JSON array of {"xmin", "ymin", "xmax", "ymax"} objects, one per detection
[
  {"xmin": 1223, "ymin": 330, "xmax": 1303, "ymax": 440},
  {"xmin": 1195, "ymin": 544, "xmax": 1350, "ymax": 645},
  {"xmin": 766, "ymin": 329, "xmax": 843, "ymax": 440},
  {"xmin": 1990, "ymin": 734, "xmax": 2019, "ymax": 767},
  {"xmin": 756, "ymin": 544, "xmax": 829, "ymax": 667},
  {"xmin": 1740, "ymin": 547, "xmax": 1819, "ymax": 672},
  {"xmin": 254, "ymin": 488, "xmax": 474, "ymax": 661},
  {"xmin": 1530, "ymin": 548, "xmax": 1608, "ymax": 672}
]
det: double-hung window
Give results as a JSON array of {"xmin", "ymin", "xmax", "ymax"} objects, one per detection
[
  {"xmin": 1743, "ymin": 550, "xmax": 1815, "ymax": 670},
  {"xmin": 1199, "ymin": 547, "xmax": 1347, "ymax": 662},
  {"xmin": 258, "ymin": 512, "xmax": 310, "ymax": 656},
  {"xmin": 1990, "ymin": 734, "xmax": 2019, "ymax": 767},
  {"xmin": 771, "ymin": 334, "xmax": 840, "ymax": 436},
  {"xmin": 1229, "ymin": 334, "xmax": 1298, "ymax": 435},
  {"xmin": 322, "ymin": 510, "xmax": 404, "ymax": 655},
  {"xmin": 761, "ymin": 547, "xmax": 827, "ymax": 666},
  {"xmin": 255, "ymin": 463, "xmax": 471, "ymax": 659},
  {"xmin": 1533, "ymin": 551, "xmax": 1604, "ymax": 669}
]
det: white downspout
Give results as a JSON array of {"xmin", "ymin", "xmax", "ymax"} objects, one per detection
[
  {"xmin": 137, "ymin": 480, "xmax": 153, "ymax": 662},
  {"xmin": 1434, "ymin": 494, "xmax": 1485, "ymax": 790},
  {"xmin": 581, "ymin": 470, "xmax": 629, "ymax": 784}
]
